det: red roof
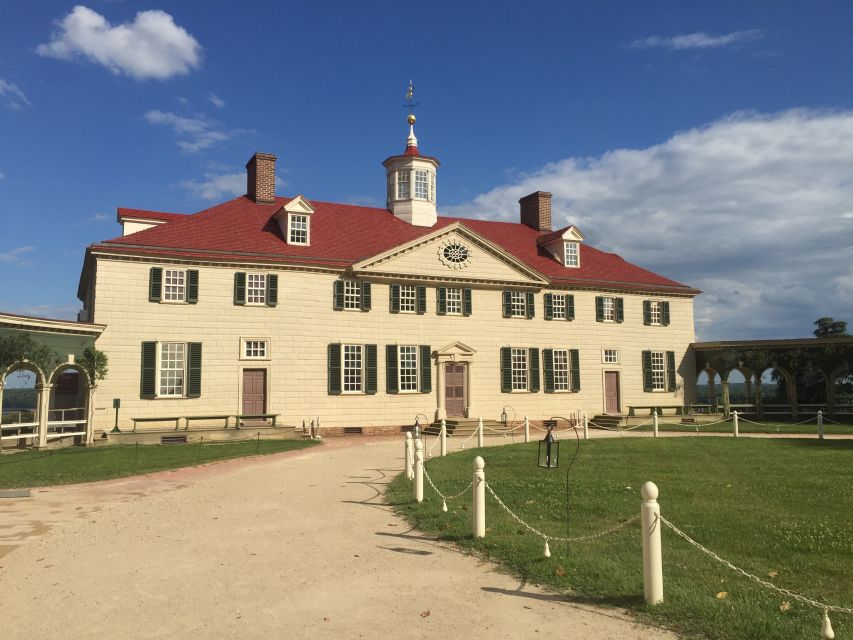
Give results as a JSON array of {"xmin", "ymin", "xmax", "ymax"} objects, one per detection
[
  {"xmin": 117, "ymin": 208, "xmax": 186, "ymax": 223},
  {"xmin": 93, "ymin": 196, "xmax": 697, "ymax": 294}
]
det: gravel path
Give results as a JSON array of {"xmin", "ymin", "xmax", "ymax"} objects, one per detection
[{"xmin": 0, "ymin": 436, "xmax": 674, "ymax": 639}]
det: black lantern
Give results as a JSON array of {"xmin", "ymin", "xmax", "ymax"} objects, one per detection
[
  {"xmin": 538, "ymin": 422, "xmax": 559, "ymax": 469},
  {"xmin": 413, "ymin": 417, "xmax": 421, "ymax": 440},
  {"xmin": 500, "ymin": 406, "xmax": 508, "ymax": 425}
]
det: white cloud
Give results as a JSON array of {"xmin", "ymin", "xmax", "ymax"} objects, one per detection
[
  {"xmin": 144, "ymin": 110, "xmax": 228, "ymax": 153},
  {"xmin": 445, "ymin": 109, "xmax": 853, "ymax": 340},
  {"xmin": 206, "ymin": 92, "xmax": 225, "ymax": 109},
  {"xmin": 0, "ymin": 170, "xmax": 5, "ymax": 179},
  {"xmin": 36, "ymin": 5, "xmax": 201, "ymax": 80},
  {"xmin": 180, "ymin": 172, "xmax": 245, "ymax": 200},
  {"xmin": 630, "ymin": 29, "xmax": 763, "ymax": 51},
  {"xmin": 0, "ymin": 246, "xmax": 35, "ymax": 263},
  {"xmin": 85, "ymin": 212, "xmax": 110, "ymax": 223},
  {"xmin": 0, "ymin": 79, "xmax": 30, "ymax": 109}
]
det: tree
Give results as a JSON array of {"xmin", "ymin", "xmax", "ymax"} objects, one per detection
[{"xmin": 814, "ymin": 317, "xmax": 848, "ymax": 338}]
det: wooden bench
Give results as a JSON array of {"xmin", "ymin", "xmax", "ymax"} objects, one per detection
[
  {"xmin": 235, "ymin": 414, "xmax": 279, "ymax": 428},
  {"xmin": 184, "ymin": 415, "xmax": 231, "ymax": 430},
  {"xmin": 627, "ymin": 405, "xmax": 684, "ymax": 417},
  {"xmin": 131, "ymin": 416, "xmax": 181, "ymax": 432}
]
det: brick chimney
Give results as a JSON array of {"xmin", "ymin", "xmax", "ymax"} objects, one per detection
[
  {"xmin": 246, "ymin": 152, "xmax": 277, "ymax": 203},
  {"xmin": 519, "ymin": 191, "xmax": 552, "ymax": 232}
]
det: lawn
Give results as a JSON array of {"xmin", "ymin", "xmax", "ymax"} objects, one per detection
[
  {"xmin": 629, "ymin": 417, "xmax": 853, "ymax": 435},
  {"xmin": 387, "ymin": 437, "xmax": 852, "ymax": 640},
  {"xmin": 0, "ymin": 437, "xmax": 318, "ymax": 488}
]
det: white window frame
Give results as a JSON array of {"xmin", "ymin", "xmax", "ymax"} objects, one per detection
[
  {"xmin": 157, "ymin": 342, "xmax": 186, "ymax": 398},
  {"xmin": 564, "ymin": 241, "xmax": 580, "ymax": 268},
  {"xmin": 602, "ymin": 348, "xmax": 620, "ymax": 365},
  {"xmin": 288, "ymin": 213, "xmax": 309, "ymax": 245},
  {"xmin": 241, "ymin": 338, "xmax": 270, "ymax": 361},
  {"xmin": 511, "ymin": 347, "xmax": 529, "ymax": 392},
  {"xmin": 510, "ymin": 291, "xmax": 527, "ymax": 318},
  {"xmin": 601, "ymin": 296, "xmax": 615, "ymax": 322},
  {"xmin": 414, "ymin": 169, "xmax": 429, "ymax": 200},
  {"xmin": 429, "ymin": 171, "xmax": 435, "ymax": 202},
  {"xmin": 399, "ymin": 285, "xmax": 417, "ymax": 313},
  {"xmin": 246, "ymin": 273, "xmax": 267, "ymax": 305},
  {"xmin": 552, "ymin": 348, "xmax": 570, "ymax": 392},
  {"xmin": 396, "ymin": 171, "xmax": 410, "ymax": 200},
  {"xmin": 343, "ymin": 280, "xmax": 361, "ymax": 310},
  {"xmin": 446, "ymin": 287, "xmax": 463, "ymax": 315},
  {"xmin": 651, "ymin": 351, "xmax": 666, "ymax": 391},
  {"xmin": 162, "ymin": 268, "xmax": 186, "ymax": 303},
  {"xmin": 552, "ymin": 293, "xmax": 567, "ymax": 320},
  {"xmin": 649, "ymin": 300, "xmax": 662, "ymax": 326},
  {"xmin": 342, "ymin": 344, "xmax": 364, "ymax": 393},
  {"xmin": 398, "ymin": 345, "xmax": 418, "ymax": 393}
]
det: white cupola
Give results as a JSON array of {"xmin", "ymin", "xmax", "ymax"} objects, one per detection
[{"xmin": 382, "ymin": 112, "xmax": 440, "ymax": 227}]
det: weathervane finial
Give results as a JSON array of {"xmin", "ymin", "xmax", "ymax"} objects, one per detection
[{"xmin": 404, "ymin": 80, "xmax": 418, "ymax": 125}]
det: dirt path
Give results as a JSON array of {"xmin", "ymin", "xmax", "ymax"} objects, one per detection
[{"xmin": 0, "ymin": 436, "xmax": 673, "ymax": 639}]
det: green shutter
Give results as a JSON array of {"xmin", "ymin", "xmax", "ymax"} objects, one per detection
[
  {"xmin": 526, "ymin": 292, "xmax": 535, "ymax": 318},
  {"xmin": 140, "ymin": 341, "xmax": 157, "ymax": 399},
  {"xmin": 570, "ymin": 349, "xmax": 580, "ymax": 392},
  {"xmin": 500, "ymin": 347, "xmax": 512, "ymax": 392},
  {"xmin": 187, "ymin": 342, "xmax": 202, "ymax": 398},
  {"xmin": 643, "ymin": 300, "xmax": 652, "ymax": 325},
  {"xmin": 567, "ymin": 295, "xmax": 575, "ymax": 320},
  {"xmin": 149, "ymin": 267, "xmax": 162, "ymax": 302},
  {"xmin": 386, "ymin": 345, "xmax": 399, "ymax": 393},
  {"xmin": 595, "ymin": 296, "xmax": 604, "ymax": 322},
  {"xmin": 361, "ymin": 282, "xmax": 371, "ymax": 311},
  {"xmin": 543, "ymin": 348, "xmax": 554, "ymax": 392},
  {"xmin": 529, "ymin": 348, "xmax": 540, "ymax": 392},
  {"xmin": 266, "ymin": 274, "xmax": 278, "ymax": 307},
  {"xmin": 390, "ymin": 284, "xmax": 401, "ymax": 313},
  {"xmin": 437, "ymin": 287, "xmax": 447, "ymax": 315},
  {"xmin": 233, "ymin": 272, "xmax": 246, "ymax": 305},
  {"xmin": 327, "ymin": 344, "xmax": 342, "ymax": 394},
  {"xmin": 544, "ymin": 293, "xmax": 553, "ymax": 320},
  {"xmin": 463, "ymin": 288, "xmax": 472, "ymax": 316},
  {"xmin": 667, "ymin": 351, "xmax": 677, "ymax": 391},
  {"xmin": 419, "ymin": 345, "xmax": 432, "ymax": 392},
  {"xmin": 662, "ymin": 301, "xmax": 671, "ymax": 326},
  {"xmin": 502, "ymin": 290, "xmax": 512, "ymax": 317},
  {"xmin": 616, "ymin": 297, "xmax": 624, "ymax": 323},
  {"xmin": 333, "ymin": 280, "xmax": 344, "ymax": 310},
  {"xmin": 417, "ymin": 286, "xmax": 427, "ymax": 314},
  {"xmin": 642, "ymin": 351, "xmax": 653, "ymax": 392},
  {"xmin": 187, "ymin": 270, "xmax": 198, "ymax": 304},
  {"xmin": 365, "ymin": 344, "xmax": 377, "ymax": 394}
]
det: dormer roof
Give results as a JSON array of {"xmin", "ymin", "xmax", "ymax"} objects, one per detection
[{"xmin": 537, "ymin": 225, "xmax": 585, "ymax": 247}]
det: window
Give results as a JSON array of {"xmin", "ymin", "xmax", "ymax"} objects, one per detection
[
  {"xmin": 344, "ymin": 280, "xmax": 361, "ymax": 310},
  {"xmin": 564, "ymin": 242, "xmax": 579, "ymax": 268},
  {"xmin": 247, "ymin": 274, "xmax": 267, "ymax": 305},
  {"xmin": 244, "ymin": 340, "xmax": 268, "ymax": 359},
  {"xmin": 163, "ymin": 269, "xmax": 185, "ymax": 302},
  {"xmin": 649, "ymin": 301, "xmax": 661, "ymax": 326},
  {"xmin": 446, "ymin": 288, "xmax": 463, "ymax": 315},
  {"xmin": 552, "ymin": 294, "xmax": 566, "ymax": 320},
  {"xmin": 511, "ymin": 348, "xmax": 528, "ymax": 391},
  {"xmin": 288, "ymin": 214, "xmax": 308, "ymax": 245},
  {"xmin": 396, "ymin": 171, "xmax": 410, "ymax": 199},
  {"xmin": 414, "ymin": 169, "xmax": 429, "ymax": 199},
  {"xmin": 644, "ymin": 300, "xmax": 670, "ymax": 326},
  {"xmin": 553, "ymin": 349, "xmax": 569, "ymax": 391},
  {"xmin": 343, "ymin": 345, "xmax": 363, "ymax": 392},
  {"xmin": 159, "ymin": 342, "xmax": 185, "ymax": 397},
  {"xmin": 602, "ymin": 296, "xmax": 615, "ymax": 322},
  {"xmin": 399, "ymin": 345, "xmax": 418, "ymax": 392},
  {"xmin": 429, "ymin": 171, "xmax": 435, "ymax": 202},
  {"xmin": 399, "ymin": 285, "xmax": 416, "ymax": 313},
  {"xmin": 603, "ymin": 349, "xmax": 619, "ymax": 364},
  {"xmin": 596, "ymin": 296, "xmax": 623, "ymax": 323},
  {"xmin": 651, "ymin": 351, "xmax": 666, "ymax": 391},
  {"xmin": 510, "ymin": 291, "xmax": 527, "ymax": 317}
]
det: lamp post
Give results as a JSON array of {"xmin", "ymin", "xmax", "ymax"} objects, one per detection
[{"xmin": 538, "ymin": 422, "xmax": 559, "ymax": 469}]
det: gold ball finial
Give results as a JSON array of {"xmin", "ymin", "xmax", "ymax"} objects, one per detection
[{"xmin": 408, "ymin": 113, "xmax": 416, "ymax": 125}]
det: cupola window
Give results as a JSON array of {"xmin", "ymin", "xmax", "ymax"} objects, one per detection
[
  {"xmin": 415, "ymin": 169, "xmax": 429, "ymax": 200},
  {"xmin": 396, "ymin": 171, "xmax": 410, "ymax": 199}
]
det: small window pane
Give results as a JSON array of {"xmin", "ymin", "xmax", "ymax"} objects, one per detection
[
  {"xmin": 247, "ymin": 274, "xmax": 266, "ymax": 304},
  {"xmin": 553, "ymin": 349, "xmax": 569, "ymax": 391},
  {"xmin": 446, "ymin": 288, "xmax": 462, "ymax": 315},
  {"xmin": 650, "ymin": 301, "xmax": 661, "ymax": 325},
  {"xmin": 159, "ymin": 342, "xmax": 185, "ymax": 397},
  {"xmin": 163, "ymin": 269, "xmax": 185, "ymax": 302},
  {"xmin": 289, "ymin": 215, "xmax": 308, "ymax": 244},
  {"xmin": 399, "ymin": 285, "xmax": 416, "ymax": 313},
  {"xmin": 396, "ymin": 171, "xmax": 410, "ymax": 199},
  {"xmin": 343, "ymin": 345, "xmax": 363, "ymax": 392},
  {"xmin": 414, "ymin": 170, "xmax": 428, "ymax": 199},
  {"xmin": 603, "ymin": 349, "xmax": 619, "ymax": 364},
  {"xmin": 510, "ymin": 291, "xmax": 527, "ymax": 317},
  {"xmin": 602, "ymin": 297, "xmax": 615, "ymax": 322},
  {"xmin": 344, "ymin": 281, "xmax": 361, "ymax": 310},
  {"xmin": 552, "ymin": 293, "xmax": 566, "ymax": 320},
  {"xmin": 244, "ymin": 340, "xmax": 267, "ymax": 358},
  {"xmin": 565, "ymin": 242, "xmax": 579, "ymax": 267},
  {"xmin": 651, "ymin": 351, "xmax": 665, "ymax": 391},
  {"xmin": 399, "ymin": 345, "xmax": 418, "ymax": 392},
  {"xmin": 511, "ymin": 347, "xmax": 528, "ymax": 391}
]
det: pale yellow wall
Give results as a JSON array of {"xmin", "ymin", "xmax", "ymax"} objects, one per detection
[{"xmin": 89, "ymin": 256, "xmax": 696, "ymax": 430}]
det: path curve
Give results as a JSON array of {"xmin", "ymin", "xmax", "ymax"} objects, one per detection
[{"xmin": 0, "ymin": 436, "xmax": 673, "ymax": 639}]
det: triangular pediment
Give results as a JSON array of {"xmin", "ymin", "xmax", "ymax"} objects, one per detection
[
  {"xmin": 352, "ymin": 223, "xmax": 546, "ymax": 285},
  {"xmin": 436, "ymin": 341, "xmax": 477, "ymax": 359},
  {"xmin": 282, "ymin": 195, "xmax": 315, "ymax": 214}
]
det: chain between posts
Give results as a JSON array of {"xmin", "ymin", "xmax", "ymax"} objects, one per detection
[
  {"xmin": 421, "ymin": 463, "xmax": 473, "ymax": 502},
  {"xmin": 659, "ymin": 515, "xmax": 853, "ymax": 615}
]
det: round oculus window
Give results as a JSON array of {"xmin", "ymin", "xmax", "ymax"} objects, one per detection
[{"xmin": 442, "ymin": 243, "xmax": 469, "ymax": 264}]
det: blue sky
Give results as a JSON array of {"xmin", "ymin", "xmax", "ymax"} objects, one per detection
[{"xmin": 1, "ymin": 1, "xmax": 852, "ymax": 340}]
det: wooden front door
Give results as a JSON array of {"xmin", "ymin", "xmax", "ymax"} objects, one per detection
[
  {"xmin": 444, "ymin": 363, "xmax": 466, "ymax": 417},
  {"xmin": 604, "ymin": 371, "xmax": 620, "ymax": 414},
  {"xmin": 242, "ymin": 369, "xmax": 267, "ymax": 415}
]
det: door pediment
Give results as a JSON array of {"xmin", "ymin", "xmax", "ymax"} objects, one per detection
[{"xmin": 436, "ymin": 341, "xmax": 476, "ymax": 362}]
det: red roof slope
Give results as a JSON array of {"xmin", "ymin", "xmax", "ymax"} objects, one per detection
[
  {"xmin": 93, "ymin": 196, "xmax": 697, "ymax": 294},
  {"xmin": 117, "ymin": 208, "xmax": 186, "ymax": 224}
]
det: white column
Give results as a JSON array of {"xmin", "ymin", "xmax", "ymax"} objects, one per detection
[
  {"xmin": 435, "ymin": 362, "xmax": 446, "ymax": 422},
  {"xmin": 583, "ymin": 413, "xmax": 589, "ymax": 440},
  {"xmin": 440, "ymin": 420, "xmax": 447, "ymax": 457},
  {"xmin": 36, "ymin": 383, "xmax": 53, "ymax": 450},
  {"xmin": 732, "ymin": 410, "xmax": 739, "ymax": 438},
  {"xmin": 405, "ymin": 432, "xmax": 413, "ymax": 480},
  {"xmin": 477, "ymin": 417, "xmax": 484, "ymax": 448},
  {"xmin": 472, "ymin": 456, "xmax": 485, "ymax": 538},
  {"xmin": 653, "ymin": 410, "xmax": 659, "ymax": 438},
  {"xmin": 465, "ymin": 362, "xmax": 475, "ymax": 418},
  {"xmin": 414, "ymin": 438, "xmax": 424, "ymax": 503},
  {"xmin": 524, "ymin": 416, "xmax": 530, "ymax": 443},
  {"xmin": 641, "ymin": 481, "xmax": 663, "ymax": 605}
]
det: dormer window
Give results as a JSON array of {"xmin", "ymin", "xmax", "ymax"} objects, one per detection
[
  {"xmin": 564, "ymin": 241, "xmax": 579, "ymax": 268},
  {"xmin": 288, "ymin": 214, "xmax": 309, "ymax": 245},
  {"xmin": 275, "ymin": 195, "xmax": 315, "ymax": 247}
]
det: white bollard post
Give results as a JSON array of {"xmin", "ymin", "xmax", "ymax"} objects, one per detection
[
  {"xmin": 640, "ymin": 481, "xmax": 663, "ymax": 605},
  {"xmin": 583, "ymin": 414, "xmax": 589, "ymax": 440},
  {"xmin": 477, "ymin": 417, "xmax": 484, "ymax": 448},
  {"xmin": 818, "ymin": 410, "xmax": 824, "ymax": 440},
  {"xmin": 405, "ymin": 432, "xmax": 414, "ymax": 480},
  {"xmin": 653, "ymin": 410, "xmax": 659, "ymax": 438},
  {"xmin": 472, "ymin": 456, "xmax": 486, "ymax": 538},
  {"xmin": 414, "ymin": 439, "xmax": 424, "ymax": 503},
  {"xmin": 524, "ymin": 416, "xmax": 530, "ymax": 443},
  {"xmin": 441, "ymin": 419, "xmax": 450, "ymax": 454},
  {"xmin": 732, "ymin": 410, "xmax": 739, "ymax": 438}
]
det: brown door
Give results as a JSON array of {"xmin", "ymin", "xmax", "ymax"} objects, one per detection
[
  {"xmin": 604, "ymin": 371, "xmax": 620, "ymax": 414},
  {"xmin": 242, "ymin": 369, "xmax": 267, "ymax": 415},
  {"xmin": 444, "ymin": 363, "xmax": 466, "ymax": 417}
]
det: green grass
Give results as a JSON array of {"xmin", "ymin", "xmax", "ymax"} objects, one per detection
[
  {"xmin": 632, "ymin": 418, "xmax": 853, "ymax": 435},
  {"xmin": 0, "ymin": 437, "xmax": 318, "ymax": 488},
  {"xmin": 387, "ymin": 437, "xmax": 852, "ymax": 640}
]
